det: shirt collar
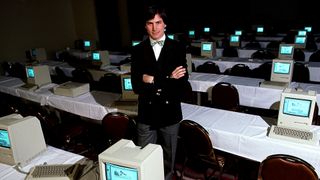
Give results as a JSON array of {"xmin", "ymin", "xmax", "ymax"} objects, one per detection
[{"xmin": 150, "ymin": 35, "xmax": 166, "ymax": 45}]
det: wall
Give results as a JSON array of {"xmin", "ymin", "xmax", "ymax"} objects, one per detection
[{"xmin": 0, "ymin": 0, "xmax": 98, "ymax": 62}]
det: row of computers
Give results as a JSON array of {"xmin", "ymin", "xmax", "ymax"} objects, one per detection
[{"xmin": 200, "ymin": 39, "xmax": 306, "ymax": 59}]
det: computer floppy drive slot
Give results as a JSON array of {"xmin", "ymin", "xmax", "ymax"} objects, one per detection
[{"xmin": 53, "ymin": 81, "xmax": 90, "ymax": 97}]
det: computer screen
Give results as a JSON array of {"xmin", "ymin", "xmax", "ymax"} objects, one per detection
[
  {"xmin": 270, "ymin": 59, "xmax": 294, "ymax": 83},
  {"xmin": 235, "ymin": 30, "xmax": 242, "ymax": 36},
  {"xmin": 304, "ymin": 26, "xmax": 312, "ymax": 32},
  {"xmin": 188, "ymin": 30, "xmax": 195, "ymax": 39},
  {"xmin": 99, "ymin": 139, "xmax": 164, "ymax": 180},
  {"xmin": 167, "ymin": 34, "xmax": 174, "ymax": 40},
  {"xmin": 91, "ymin": 50, "xmax": 110, "ymax": 67},
  {"xmin": 278, "ymin": 88, "xmax": 317, "ymax": 130},
  {"xmin": 294, "ymin": 36, "xmax": 306, "ymax": 49},
  {"xmin": 203, "ymin": 27, "xmax": 210, "ymax": 33},
  {"xmin": 123, "ymin": 77, "xmax": 133, "ymax": 91},
  {"xmin": 200, "ymin": 42, "xmax": 216, "ymax": 58},
  {"xmin": 132, "ymin": 41, "xmax": 141, "ymax": 46},
  {"xmin": 121, "ymin": 74, "xmax": 138, "ymax": 100},
  {"xmin": 278, "ymin": 44, "xmax": 295, "ymax": 60},
  {"xmin": 229, "ymin": 35, "xmax": 240, "ymax": 47},
  {"xmin": 298, "ymin": 30, "xmax": 307, "ymax": 36},
  {"xmin": 257, "ymin": 27, "xmax": 264, "ymax": 33},
  {"xmin": 0, "ymin": 113, "xmax": 46, "ymax": 167},
  {"xmin": 25, "ymin": 65, "xmax": 52, "ymax": 87},
  {"xmin": 83, "ymin": 40, "xmax": 91, "ymax": 51}
]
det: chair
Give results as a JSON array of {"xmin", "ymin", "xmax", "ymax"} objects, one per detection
[
  {"xmin": 96, "ymin": 73, "xmax": 122, "ymax": 93},
  {"xmin": 71, "ymin": 67, "xmax": 96, "ymax": 90},
  {"xmin": 309, "ymin": 50, "xmax": 320, "ymax": 62},
  {"xmin": 196, "ymin": 61, "xmax": 221, "ymax": 74},
  {"xmin": 101, "ymin": 112, "xmax": 137, "ymax": 149},
  {"xmin": 251, "ymin": 61, "xmax": 272, "ymax": 80},
  {"xmin": 71, "ymin": 67, "xmax": 94, "ymax": 83},
  {"xmin": 11, "ymin": 62, "xmax": 26, "ymax": 80},
  {"xmin": 225, "ymin": 63, "xmax": 252, "ymax": 77},
  {"xmin": 52, "ymin": 66, "xmax": 70, "ymax": 84},
  {"xmin": 244, "ymin": 41, "xmax": 261, "ymax": 50},
  {"xmin": 209, "ymin": 82, "xmax": 240, "ymax": 112},
  {"xmin": 1, "ymin": 61, "xmax": 14, "ymax": 76},
  {"xmin": 222, "ymin": 47, "xmax": 238, "ymax": 57},
  {"xmin": 293, "ymin": 48, "xmax": 305, "ymax": 61},
  {"xmin": 251, "ymin": 49, "xmax": 276, "ymax": 60},
  {"xmin": 181, "ymin": 81, "xmax": 197, "ymax": 104},
  {"xmin": 266, "ymin": 41, "xmax": 280, "ymax": 58},
  {"xmin": 32, "ymin": 107, "xmax": 93, "ymax": 155},
  {"xmin": 258, "ymin": 154, "xmax": 318, "ymax": 180},
  {"xmin": 174, "ymin": 120, "xmax": 227, "ymax": 180},
  {"xmin": 292, "ymin": 62, "xmax": 310, "ymax": 83}
]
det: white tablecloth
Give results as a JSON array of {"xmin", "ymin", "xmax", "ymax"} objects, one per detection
[{"xmin": 181, "ymin": 103, "xmax": 320, "ymax": 176}]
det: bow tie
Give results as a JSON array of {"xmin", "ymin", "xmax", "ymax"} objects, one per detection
[{"xmin": 151, "ymin": 40, "xmax": 164, "ymax": 46}]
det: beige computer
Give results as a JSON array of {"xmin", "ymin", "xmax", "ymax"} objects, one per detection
[
  {"xmin": 278, "ymin": 44, "xmax": 295, "ymax": 60},
  {"xmin": 268, "ymin": 88, "xmax": 318, "ymax": 145},
  {"xmin": 260, "ymin": 59, "xmax": 294, "ymax": 90},
  {"xmin": 294, "ymin": 36, "xmax": 307, "ymax": 49},
  {"xmin": 200, "ymin": 42, "xmax": 216, "ymax": 58},
  {"xmin": 229, "ymin": 35, "xmax": 240, "ymax": 47},
  {"xmin": 19, "ymin": 65, "xmax": 52, "ymax": 91}
]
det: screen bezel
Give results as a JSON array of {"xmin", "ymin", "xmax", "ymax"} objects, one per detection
[
  {"xmin": 273, "ymin": 62, "xmax": 291, "ymax": 75},
  {"xmin": 282, "ymin": 97, "xmax": 311, "ymax": 118},
  {"xmin": 202, "ymin": 43, "xmax": 212, "ymax": 51},
  {"xmin": 295, "ymin": 36, "xmax": 306, "ymax": 44}
]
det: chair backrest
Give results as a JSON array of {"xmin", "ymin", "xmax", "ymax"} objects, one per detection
[
  {"xmin": 222, "ymin": 47, "xmax": 238, "ymax": 57},
  {"xmin": 210, "ymin": 82, "xmax": 240, "ymax": 111},
  {"xmin": 293, "ymin": 48, "xmax": 305, "ymax": 61},
  {"xmin": 181, "ymin": 81, "xmax": 196, "ymax": 104},
  {"xmin": 101, "ymin": 112, "xmax": 136, "ymax": 147},
  {"xmin": 251, "ymin": 61, "xmax": 272, "ymax": 80},
  {"xmin": 196, "ymin": 61, "xmax": 220, "ymax": 74},
  {"xmin": 259, "ymin": 154, "xmax": 318, "ymax": 180},
  {"xmin": 72, "ymin": 68, "xmax": 96, "ymax": 90},
  {"xmin": 53, "ymin": 66, "xmax": 70, "ymax": 84},
  {"xmin": 179, "ymin": 120, "xmax": 216, "ymax": 160},
  {"xmin": 251, "ymin": 49, "xmax": 276, "ymax": 60},
  {"xmin": 227, "ymin": 63, "xmax": 252, "ymax": 77},
  {"xmin": 97, "ymin": 73, "xmax": 122, "ymax": 93},
  {"xmin": 309, "ymin": 50, "xmax": 320, "ymax": 62},
  {"xmin": 292, "ymin": 62, "xmax": 309, "ymax": 83},
  {"xmin": 244, "ymin": 41, "xmax": 261, "ymax": 50}
]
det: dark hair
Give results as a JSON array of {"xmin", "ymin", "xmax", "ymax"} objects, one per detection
[{"xmin": 144, "ymin": 4, "xmax": 167, "ymax": 24}]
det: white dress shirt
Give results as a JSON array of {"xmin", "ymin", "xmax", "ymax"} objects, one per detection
[{"xmin": 150, "ymin": 35, "xmax": 166, "ymax": 61}]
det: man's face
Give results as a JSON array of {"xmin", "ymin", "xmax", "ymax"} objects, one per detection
[{"xmin": 145, "ymin": 14, "xmax": 166, "ymax": 40}]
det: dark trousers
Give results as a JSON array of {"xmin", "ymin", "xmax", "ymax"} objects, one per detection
[{"xmin": 137, "ymin": 122, "xmax": 180, "ymax": 180}]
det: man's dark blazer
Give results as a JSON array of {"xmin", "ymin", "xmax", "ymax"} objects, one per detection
[{"xmin": 131, "ymin": 36, "xmax": 189, "ymax": 128}]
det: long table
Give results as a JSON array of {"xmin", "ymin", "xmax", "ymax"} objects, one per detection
[
  {"xmin": 192, "ymin": 57, "xmax": 320, "ymax": 82},
  {"xmin": 0, "ymin": 146, "xmax": 84, "ymax": 180},
  {"xmin": 188, "ymin": 72, "xmax": 320, "ymax": 115},
  {"xmin": 0, "ymin": 76, "xmax": 124, "ymax": 121},
  {"xmin": 181, "ymin": 102, "xmax": 320, "ymax": 176}
]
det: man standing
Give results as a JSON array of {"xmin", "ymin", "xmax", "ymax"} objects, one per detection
[{"xmin": 131, "ymin": 4, "xmax": 189, "ymax": 180}]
